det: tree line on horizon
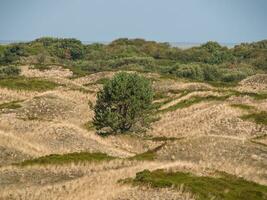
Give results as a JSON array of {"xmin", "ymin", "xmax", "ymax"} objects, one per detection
[{"xmin": 0, "ymin": 37, "xmax": 266, "ymax": 83}]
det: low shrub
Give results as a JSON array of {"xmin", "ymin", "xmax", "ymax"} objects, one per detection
[{"xmin": 0, "ymin": 66, "xmax": 21, "ymax": 77}]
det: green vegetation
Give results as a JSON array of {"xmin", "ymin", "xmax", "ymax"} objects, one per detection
[
  {"xmin": 0, "ymin": 100, "xmax": 22, "ymax": 110},
  {"xmin": 93, "ymin": 72, "xmax": 153, "ymax": 134},
  {"xmin": 0, "ymin": 66, "xmax": 20, "ymax": 77},
  {"xmin": 168, "ymin": 63, "xmax": 253, "ymax": 83},
  {"xmin": 153, "ymin": 91, "xmax": 169, "ymax": 100},
  {"xmin": 228, "ymin": 90, "xmax": 267, "ymax": 100},
  {"xmin": 241, "ymin": 111, "xmax": 267, "ymax": 125},
  {"xmin": 129, "ymin": 150, "xmax": 156, "ymax": 161},
  {"xmin": 1, "ymin": 38, "xmax": 267, "ymax": 85},
  {"xmin": 95, "ymin": 77, "xmax": 110, "ymax": 85},
  {"xmin": 230, "ymin": 104, "xmax": 255, "ymax": 110},
  {"xmin": 160, "ymin": 95, "xmax": 229, "ymax": 113},
  {"xmin": 0, "ymin": 77, "xmax": 61, "ymax": 91},
  {"xmin": 124, "ymin": 169, "xmax": 267, "ymax": 200},
  {"xmin": 17, "ymin": 152, "xmax": 115, "ymax": 166},
  {"xmin": 84, "ymin": 77, "xmax": 111, "ymax": 86}
]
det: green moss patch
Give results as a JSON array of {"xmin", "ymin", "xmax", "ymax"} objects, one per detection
[
  {"xmin": 230, "ymin": 104, "xmax": 255, "ymax": 110},
  {"xmin": 0, "ymin": 77, "xmax": 60, "ymax": 91},
  {"xmin": 123, "ymin": 169, "xmax": 267, "ymax": 200},
  {"xmin": 17, "ymin": 152, "xmax": 115, "ymax": 166},
  {"xmin": 160, "ymin": 95, "xmax": 228, "ymax": 113},
  {"xmin": 0, "ymin": 100, "xmax": 22, "ymax": 110},
  {"xmin": 227, "ymin": 90, "xmax": 267, "ymax": 100},
  {"xmin": 241, "ymin": 111, "xmax": 267, "ymax": 125},
  {"xmin": 95, "ymin": 77, "xmax": 110, "ymax": 85}
]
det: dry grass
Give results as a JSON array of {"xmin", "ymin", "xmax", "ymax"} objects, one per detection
[{"xmin": 0, "ymin": 67, "xmax": 266, "ymax": 199}]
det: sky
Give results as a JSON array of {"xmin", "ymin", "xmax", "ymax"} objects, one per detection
[{"xmin": 0, "ymin": 0, "xmax": 266, "ymax": 43}]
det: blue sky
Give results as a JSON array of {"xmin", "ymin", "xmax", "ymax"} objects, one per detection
[{"xmin": 0, "ymin": 0, "xmax": 266, "ymax": 43}]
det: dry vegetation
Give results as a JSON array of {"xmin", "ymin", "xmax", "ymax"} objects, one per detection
[{"xmin": 0, "ymin": 65, "xmax": 266, "ymax": 199}]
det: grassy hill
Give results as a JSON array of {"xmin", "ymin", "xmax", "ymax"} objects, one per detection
[{"xmin": 0, "ymin": 38, "xmax": 266, "ymax": 200}]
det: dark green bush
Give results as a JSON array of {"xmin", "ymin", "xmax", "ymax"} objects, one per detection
[
  {"xmin": 93, "ymin": 72, "xmax": 153, "ymax": 134},
  {"xmin": 0, "ymin": 66, "xmax": 21, "ymax": 77},
  {"xmin": 222, "ymin": 71, "xmax": 247, "ymax": 82},
  {"xmin": 99, "ymin": 57, "xmax": 155, "ymax": 70},
  {"xmin": 170, "ymin": 64, "xmax": 204, "ymax": 80},
  {"xmin": 202, "ymin": 65, "xmax": 221, "ymax": 81},
  {"xmin": 1, "ymin": 37, "xmax": 266, "ymax": 82}
]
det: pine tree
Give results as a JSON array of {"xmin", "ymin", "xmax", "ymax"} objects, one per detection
[{"xmin": 93, "ymin": 72, "xmax": 153, "ymax": 134}]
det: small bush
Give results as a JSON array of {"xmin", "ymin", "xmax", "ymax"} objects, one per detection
[
  {"xmin": 0, "ymin": 66, "xmax": 21, "ymax": 77},
  {"xmin": 222, "ymin": 71, "xmax": 247, "ymax": 82},
  {"xmin": 171, "ymin": 64, "xmax": 204, "ymax": 80},
  {"xmin": 202, "ymin": 65, "xmax": 221, "ymax": 81},
  {"xmin": 93, "ymin": 72, "xmax": 153, "ymax": 134}
]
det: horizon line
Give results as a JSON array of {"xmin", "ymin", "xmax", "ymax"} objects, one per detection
[{"xmin": 0, "ymin": 39, "xmax": 241, "ymax": 45}]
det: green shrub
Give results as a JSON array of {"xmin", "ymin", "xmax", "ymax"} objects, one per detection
[
  {"xmin": 253, "ymin": 56, "xmax": 267, "ymax": 71},
  {"xmin": 1, "ymin": 37, "xmax": 266, "ymax": 84},
  {"xmin": 171, "ymin": 64, "xmax": 204, "ymax": 80},
  {"xmin": 93, "ymin": 72, "xmax": 153, "ymax": 134},
  {"xmin": 108, "ymin": 57, "xmax": 154, "ymax": 68},
  {"xmin": 221, "ymin": 71, "xmax": 247, "ymax": 82},
  {"xmin": 0, "ymin": 44, "xmax": 29, "ymax": 64},
  {"xmin": 0, "ymin": 66, "xmax": 21, "ymax": 77},
  {"xmin": 202, "ymin": 65, "xmax": 221, "ymax": 81}
]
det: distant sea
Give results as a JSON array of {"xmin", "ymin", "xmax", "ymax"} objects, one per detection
[
  {"xmin": 170, "ymin": 42, "xmax": 238, "ymax": 49},
  {"xmin": 0, "ymin": 40, "xmax": 238, "ymax": 49}
]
